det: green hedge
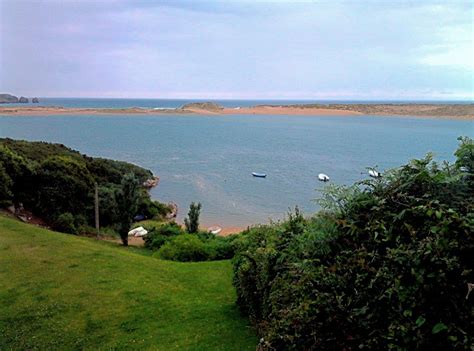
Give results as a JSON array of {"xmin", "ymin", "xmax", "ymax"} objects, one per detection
[{"xmin": 233, "ymin": 137, "xmax": 474, "ymax": 350}]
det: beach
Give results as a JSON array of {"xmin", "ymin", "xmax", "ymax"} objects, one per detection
[{"xmin": 0, "ymin": 103, "xmax": 473, "ymax": 119}]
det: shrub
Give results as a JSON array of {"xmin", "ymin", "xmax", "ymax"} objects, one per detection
[
  {"xmin": 233, "ymin": 138, "xmax": 474, "ymax": 350},
  {"xmin": 157, "ymin": 234, "xmax": 209, "ymax": 262},
  {"xmin": 205, "ymin": 235, "xmax": 238, "ymax": 260},
  {"xmin": 143, "ymin": 222, "xmax": 184, "ymax": 251},
  {"xmin": 54, "ymin": 212, "xmax": 77, "ymax": 234},
  {"xmin": 0, "ymin": 165, "xmax": 13, "ymax": 207}
]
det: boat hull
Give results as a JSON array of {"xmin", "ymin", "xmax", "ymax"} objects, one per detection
[{"xmin": 252, "ymin": 172, "xmax": 267, "ymax": 178}]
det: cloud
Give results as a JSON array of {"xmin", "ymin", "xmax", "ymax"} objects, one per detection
[{"xmin": 0, "ymin": 0, "xmax": 472, "ymax": 99}]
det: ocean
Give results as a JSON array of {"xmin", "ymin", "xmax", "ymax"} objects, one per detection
[
  {"xmin": 4, "ymin": 97, "xmax": 473, "ymax": 109},
  {"xmin": 0, "ymin": 108, "xmax": 472, "ymax": 227}
]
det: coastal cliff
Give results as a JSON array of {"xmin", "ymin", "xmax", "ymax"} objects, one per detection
[
  {"xmin": 0, "ymin": 94, "xmax": 39, "ymax": 104},
  {"xmin": 0, "ymin": 94, "xmax": 19, "ymax": 103}
]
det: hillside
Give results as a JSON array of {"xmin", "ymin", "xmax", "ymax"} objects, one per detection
[{"xmin": 0, "ymin": 215, "xmax": 256, "ymax": 350}]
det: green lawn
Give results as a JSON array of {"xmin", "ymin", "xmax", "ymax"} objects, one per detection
[{"xmin": 0, "ymin": 215, "xmax": 256, "ymax": 350}]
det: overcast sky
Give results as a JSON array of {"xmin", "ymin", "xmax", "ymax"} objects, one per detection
[{"xmin": 1, "ymin": 0, "xmax": 472, "ymax": 100}]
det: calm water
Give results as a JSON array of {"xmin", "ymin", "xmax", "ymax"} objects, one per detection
[{"xmin": 0, "ymin": 114, "xmax": 472, "ymax": 227}]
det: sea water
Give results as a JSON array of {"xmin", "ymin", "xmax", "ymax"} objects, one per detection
[
  {"xmin": 0, "ymin": 113, "xmax": 471, "ymax": 227},
  {"xmin": 5, "ymin": 97, "xmax": 472, "ymax": 109}
]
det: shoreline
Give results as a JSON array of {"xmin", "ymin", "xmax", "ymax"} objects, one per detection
[{"xmin": 0, "ymin": 103, "xmax": 472, "ymax": 120}]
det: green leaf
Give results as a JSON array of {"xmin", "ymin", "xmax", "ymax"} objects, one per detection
[
  {"xmin": 432, "ymin": 322, "xmax": 448, "ymax": 334},
  {"xmin": 415, "ymin": 316, "xmax": 426, "ymax": 327}
]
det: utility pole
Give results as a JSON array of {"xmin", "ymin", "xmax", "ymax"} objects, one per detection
[{"xmin": 94, "ymin": 182, "xmax": 100, "ymax": 239}]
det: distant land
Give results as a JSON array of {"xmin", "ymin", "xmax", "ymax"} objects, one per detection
[
  {"xmin": 0, "ymin": 101, "xmax": 473, "ymax": 119},
  {"xmin": 0, "ymin": 93, "xmax": 39, "ymax": 104}
]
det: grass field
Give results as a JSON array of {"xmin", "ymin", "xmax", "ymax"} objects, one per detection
[{"xmin": 0, "ymin": 215, "xmax": 256, "ymax": 350}]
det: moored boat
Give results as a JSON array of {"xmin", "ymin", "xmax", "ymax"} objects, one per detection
[
  {"xmin": 252, "ymin": 172, "xmax": 267, "ymax": 178},
  {"xmin": 208, "ymin": 226, "xmax": 222, "ymax": 235},
  {"xmin": 368, "ymin": 169, "xmax": 382, "ymax": 178},
  {"xmin": 318, "ymin": 173, "xmax": 330, "ymax": 182}
]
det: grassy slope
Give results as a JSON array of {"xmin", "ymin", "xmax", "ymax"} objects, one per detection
[{"xmin": 0, "ymin": 215, "xmax": 256, "ymax": 350}]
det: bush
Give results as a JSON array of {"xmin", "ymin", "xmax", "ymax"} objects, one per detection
[
  {"xmin": 144, "ymin": 223, "xmax": 237, "ymax": 261},
  {"xmin": 143, "ymin": 222, "xmax": 184, "ymax": 251},
  {"xmin": 233, "ymin": 138, "xmax": 474, "ymax": 350},
  {"xmin": 0, "ymin": 165, "xmax": 13, "ymax": 207},
  {"xmin": 54, "ymin": 212, "xmax": 77, "ymax": 234},
  {"xmin": 205, "ymin": 235, "xmax": 237, "ymax": 260},
  {"xmin": 157, "ymin": 234, "xmax": 209, "ymax": 262}
]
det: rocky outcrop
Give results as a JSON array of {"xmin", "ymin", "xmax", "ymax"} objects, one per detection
[
  {"xmin": 0, "ymin": 94, "xmax": 19, "ymax": 103},
  {"xmin": 166, "ymin": 202, "xmax": 178, "ymax": 219},
  {"xmin": 143, "ymin": 176, "xmax": 159, "ymax": 189},
  {"xmin": 181, "ymin": 102, "xmax": 224, "ymax": 111},
  {"xmin": 32, "ymin": 97, "xmax": 39, "ymax": 103},
  {"xmin": 19, "ymin": 97, "xmax": 29, "ymax": 103}
]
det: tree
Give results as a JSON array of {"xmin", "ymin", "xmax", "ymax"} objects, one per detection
[
  {"xmin": 184, "ymin": 202, "xmax": 201, "ymax": 233},
  {"xmin": 0, "ymin": 145, "xmax": 34, "ymax": 206},
  {"xmin": 115, "ymin": 173, "xmax": 140, "ymax": 246},
  {"xmin": 35, "ymin": 155, "xmax": 94, "ymax": 221}
]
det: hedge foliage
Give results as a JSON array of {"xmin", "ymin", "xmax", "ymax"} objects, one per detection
[
  {"xmin": 233, "ymin": 137, "xmax": 473, "ymax": 350},
  {"xmin": 143, "ymin": 222, "xmax": 237, "ymax": 261}
]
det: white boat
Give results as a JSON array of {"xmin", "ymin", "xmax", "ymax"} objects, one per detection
[
  {"xmin": 128, "ymin": 226, "xmax": 148, "ymax": 237},
  {"xmin": 368, "ymin": 169, "xmax": 382, "ymax": 178},
  {"xmin": 318, "ymin": 173, "xmax": 330, "ymax": 182},
  {"xmin": 208, "ymin": 226, "xmax": 222, "ymax": 235},
  {"xmin": 252, "ymin": 172, "xmax": 267, "ymax": 178}
]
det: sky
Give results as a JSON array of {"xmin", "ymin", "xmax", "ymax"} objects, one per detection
[{"xmin": 0, "ymin": 0, "xmax": 473, "ymax": 100}]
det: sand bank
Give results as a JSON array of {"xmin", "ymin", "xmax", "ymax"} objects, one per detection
[{"xmin": 0, "ymin": 103, "xmax": 472, "ymax": 120}]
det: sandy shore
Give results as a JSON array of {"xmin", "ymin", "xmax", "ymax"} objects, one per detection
[{"xmin": 0, "ymin": 103, "xmax": 472, "ymax": 119}]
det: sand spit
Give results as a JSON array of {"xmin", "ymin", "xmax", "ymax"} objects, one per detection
[{"xmin": 0, "ymin": 103, "xmax": 472, "ymax": 120}]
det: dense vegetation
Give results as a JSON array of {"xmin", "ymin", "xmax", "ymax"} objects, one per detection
[
  {"xmin": 0, "ymin": 138, "xmax": 169, "ymax": 237},
  {"xmin": 0, "ymin": 215, "xmax": 256, "ymax": 349},
  {"xmin": 143, "ymin": 221, "xmax": 237, "ymax": 261},
  {"xmin": 233, "ymin": 137, "xmax": 473, "ymax": 350}
]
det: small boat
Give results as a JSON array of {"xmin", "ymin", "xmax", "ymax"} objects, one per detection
[
  {"xmin": 128, "ymin": 226, "xmax": 148, "ymax": 237},
  {"xmin": 208, "ymin": 226, "xmax": 222, "ymax": 235},
  {"xmin": 318, "ymin": 173, "xmax": 330, "ymax": 182},
  {"xmin": 252, "ymin": 172, "xmax": 267, "ymax": 178},
  {"xmin": 368, "ymin": 169, "xmax": 382, "ymax": 178}
]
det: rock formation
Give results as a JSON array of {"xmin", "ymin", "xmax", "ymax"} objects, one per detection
[
  {"xmin": 32, "ymin": 97, "xmax": 39, "ymax": 103},
  {"xmin": 143, "ymin": 176, "xmax": 159, "ymax": 189},
  {"xmin": 0, "ymin": 94, "xmax": 19, "ymax": 103},
  {"xmin": 181, "ymin": 102, "xmax": 224, "ymax": 111},
  {"xmin": 19, "ymin": 97, "xmax": 29, "ymax": 103}
]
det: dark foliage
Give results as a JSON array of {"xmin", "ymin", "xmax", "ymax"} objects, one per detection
[
  {"xmin": 184, "ymin": 202, "xmax": 201, "ymax": 233},
  {"xmin": 0, "ymin": 139, "xmax": 167, "ymax": 235},
  {"xmin": 54, "ymin": 212, "xmax": 77, "ymax": 234},
  {"xmin": 116, "ymin": 173, "xmax": 140, "ymax": 246},
  {"xmin": 233, "ymin": 137, "xmax": 474, "ymax": 350},
  {"xmin": 35, "ymin": 155, "xmax": 95, "ymax": 222}
]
